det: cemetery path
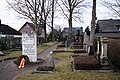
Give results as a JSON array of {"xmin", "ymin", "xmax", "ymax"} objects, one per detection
[{"xmin": 0, "ymin": 42, "xmax": 62, "ymax": 80}]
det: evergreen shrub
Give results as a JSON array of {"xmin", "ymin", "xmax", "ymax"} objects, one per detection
[{"xmin": 14, "ymin": 55, "xmax": 30, "ymax": 66}]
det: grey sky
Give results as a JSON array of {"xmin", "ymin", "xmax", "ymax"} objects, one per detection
[{"xmin": 0, "ymin": 0, "xmax": 118, "ymax": 31}]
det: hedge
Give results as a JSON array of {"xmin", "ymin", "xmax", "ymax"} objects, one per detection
[
  {"xmin": 73, "ymin": 50, "xmax": 86, "ymax": 53},
  {"xmin": 108, "ymin": 39, "xmax": 120, "ymax": 70}
]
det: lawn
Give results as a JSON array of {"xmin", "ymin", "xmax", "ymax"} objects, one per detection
[
  {"xmin": 0, "ymin": 42, "xmax": 56, "ymax": 61},
  {"xmin": 15, "ymin": 52, "xmax": 120, "ymax": 80},
  {"xmin": 37, "ymin": 42, "xmax": 56, "ymax": 54}
]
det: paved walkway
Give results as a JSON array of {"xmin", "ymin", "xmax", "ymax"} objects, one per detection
[{"xmin": 0, "ymin": 42, "xmax": 62, "ymax": 80}]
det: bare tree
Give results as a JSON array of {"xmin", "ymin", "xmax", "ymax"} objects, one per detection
[
  {"xmin": 57, "ymin": 0, "xmax": 87, "ymax": 41},
  {"xmin": 7, "ymin": 0, "xmax": 39, "ymax": 32},
  {"xmin": 7, "ymin": 0, "xmax": 53, "ymax": 41},
  {"xmin": 102, "ymin": 0, "xmax": 120, "ymax": 17},
  {"xmin": 41, "ymin": 0, "xmax": 53, "ymax": 41}
]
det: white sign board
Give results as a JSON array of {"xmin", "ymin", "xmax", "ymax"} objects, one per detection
[{"xmin": 22, "ymin": 32, "xmax": 37, "ymax": 62}]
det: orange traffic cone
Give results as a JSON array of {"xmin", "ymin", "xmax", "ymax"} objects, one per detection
[{"xmin": 19, "ymin": 58, "xmax": 25, "ymax": 69}]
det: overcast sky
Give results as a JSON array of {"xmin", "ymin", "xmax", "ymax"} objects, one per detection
[{"xmin": 0, "ymin": 0, "xmax": 118, "ymax": 31}]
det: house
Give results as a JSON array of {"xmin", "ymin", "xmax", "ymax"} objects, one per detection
[
  {"xmin": 94, "ymin": 19, "xmax": 120, "ymax": 65},
  {"xmin": 95, "ymin": 19, "xmax": 120, "ymax": 38},
  {"xmin": 19, "ymin": 22, "xmax": 45, "ymax": 44},
  {"xmin": 0, "ymin": 20, "xmax": 22, "ymax": 50},
  {"xmin": 62, "ymin": 27, "xmax": 83, "ymax": 42}
]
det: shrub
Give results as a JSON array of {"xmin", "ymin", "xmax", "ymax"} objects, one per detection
[
  {"xmin": 14, "ymin": 55, "xmax": 30, "ymax": 66},
  {"xmin": 72, "ymin": 45, "xmax": 83, "ymax": 49},
  {"xmin": 73, "ymin": 50, "xmax": 86, "ymax": 53},
  {"xmin": 73, "ymin": 42, "xmax": 82, "ymax": 45},
  {"xmin": 108, "ymin": 39, "xmax": 120, "ymax": 70},
  {"xmin": 74, "ymin": 56, "xmax": 100, "ymax": 70},
  {"xmin": 57, "ymin": 44, "xmax": 65, "ymax": 47}
]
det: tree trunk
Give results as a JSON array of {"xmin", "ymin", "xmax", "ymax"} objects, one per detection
[
  {"xmin": 34, "ymin": 0, "xmax": 38, "ymax": 45},
  {"xmin": 89, "ymin": 0, "xmax": 96, "ymax": 55},
  {"xmin": 44, "ymin": 20, "xmax": 47, "ymax": 41},
  {"xmin": 68, "ymin": 12, "xmax": 72, "ymax": 42},
  {"xmin": 90, "ymin": 0, "xmax": 96, "ymax": 45},
  {"xmin": 51, "ymin": 0, "xmax": 54, "ymax": 41}
]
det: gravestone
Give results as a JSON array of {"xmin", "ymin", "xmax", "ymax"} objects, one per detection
[
  {"xmin": 83, "ymin": 32, "xmax": 90, "ymax": 52},
  {"xmin": 49, "ymin": 51, "xmax": 54, "ymax": 68},
  {"xmin": 65, "ymin": 40, "xmax": 68, "ymax": 51},
  {"xmin": 20, "ymin": 22, "xmax": 37, "ymax": 62},
  {"xmin": 96, "ymin": 37, "xmax": 100, "ymax": 59},
  {"xmin": 100, "ymin": 37, "xmax": 108, "ymax": 65}
]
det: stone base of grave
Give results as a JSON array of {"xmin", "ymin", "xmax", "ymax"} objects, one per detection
[
  {"xmin": 100, "ymin": 57, "xmax": 113, "ymax": 70},
  {"xmin": 72, "ymin": 56, "xmax": 114, "ymax": 72},
  {"xmin": 32, "ymin": 66, "xmax": 55, "ymax": 74},
  {"xmin": 100, "ymin": 57, "xmax": 109, "ymax": 66}
]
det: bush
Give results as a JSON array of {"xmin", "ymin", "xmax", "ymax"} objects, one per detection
[
  {"xmin": 72, "ymin": 45, "xmax": 83, "ymax": 49},
  {"xmin": 57, "ymin": 44, "xmax": 65, "ymax": 47},
  {"xmin": 74, "ymin": 56, "xmax": 100, "ymax": 70},
  {"xmin": 108, "ymin": 39, "xmax": 120, "ymax": 70},
  {"xmin": 14, "ymin": 55, "xmax": 30, "ymax": 66},
  {"xmin": 73, "ymin": 50, "xmax": 86, "ymax": 53},
  {"xmin": 73, "ymin": 42, "xmax": 82, "ymax": 45}
]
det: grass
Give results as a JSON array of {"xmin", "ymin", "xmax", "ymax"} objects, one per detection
[
  {"xmin": 37, "ymin": 42, "xmax": 56, "ymax": 54},
  {"xmin": 15, "ymin": 52, "xmax": 120, "ymax": 80},
  {"xmin": 0, "ymin": 42, "xmax": 56, "ymax": 61},
  {"xmin": 0, "ymin": 51, "xmax": 21, "ymax": 60}
]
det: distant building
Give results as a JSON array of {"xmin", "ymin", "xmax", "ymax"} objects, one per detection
[
  {"xmin": 62, "ymin": 27, "xmax": 83, "ymax": 42},
  {"xmin": 0, "ymin": 20, "xmax": 22, "ymax": 50}
]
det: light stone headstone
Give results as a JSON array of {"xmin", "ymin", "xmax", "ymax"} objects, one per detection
[
  {"xmin": 100, "ymin": 37, "xmax": 108, "ymax": 65},
  {"xmin": 65, "ymin": 41, "xmax": 68, "ymax": 51},
  {"xmin": 83, "ymin": 32, "xmax": 90, "ymax": 52},
  {"xmin": 20, "ymin": 23, "xmax": 37, "ymax": 62}
]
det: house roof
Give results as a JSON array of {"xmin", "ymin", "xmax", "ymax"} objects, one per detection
[
  {"xmin": 0, "ymin": 24, "xmax": 21, "ymax": 35},
  {"xmin": 19, "ymin": 22, "xmax": 35, "ymax": 32},
  {"xmin": 19, "ymin": 22, "xmax": 45, "ymax": 37},
  {"xmin": 97, "ymin": 19, "xmax": 120, "ymax": 33},
  {"xmin": 62, "ymin": 27, "xmax": 83, "ymax": 35},
  {"xmin": 95, "ymin": 33, "xmax": 120, "ymax": 38}
]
